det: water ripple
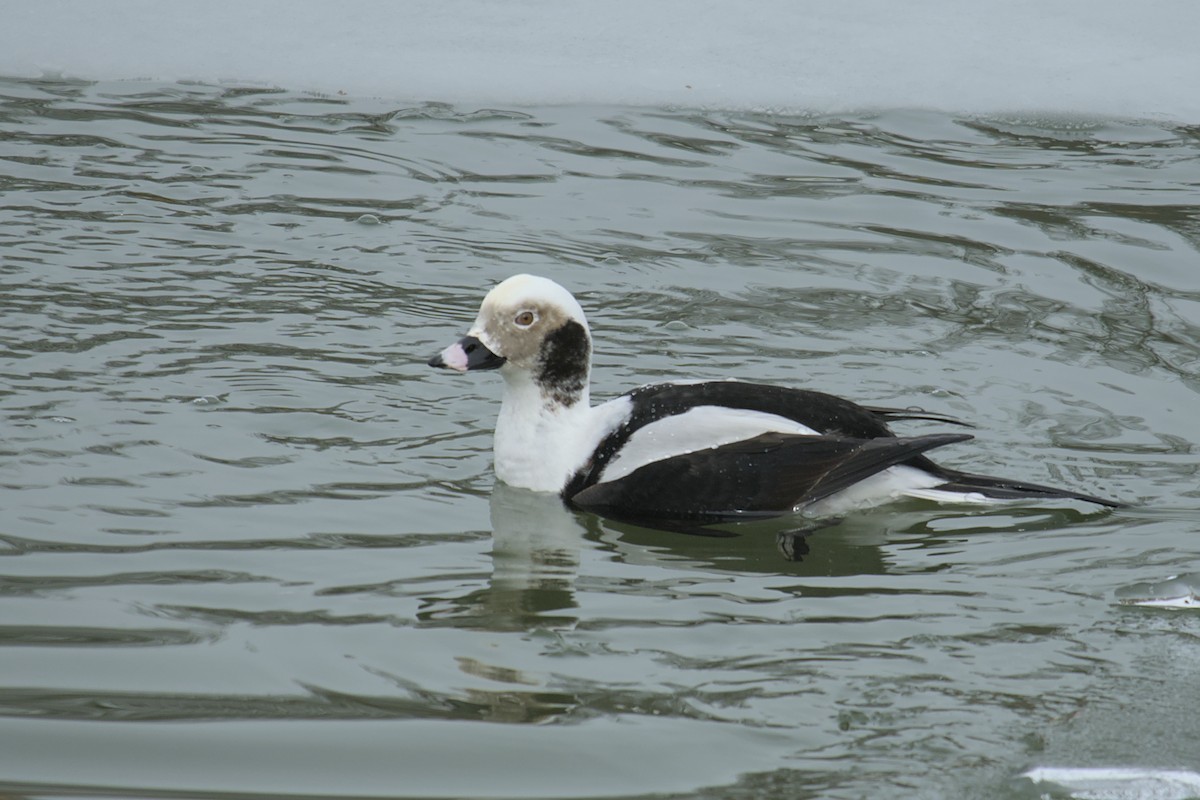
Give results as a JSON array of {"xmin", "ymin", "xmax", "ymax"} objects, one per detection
[{"xmin": 1, "ymin": 78, "xmax": 1198, "ymax": 800}]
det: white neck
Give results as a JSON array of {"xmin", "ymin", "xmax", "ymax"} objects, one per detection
[{"xmin": 492, "ymin": 366, "xmax": 596, "ymax": 494}]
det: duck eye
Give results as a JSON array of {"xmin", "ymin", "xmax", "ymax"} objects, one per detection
[{"xmin": 514, "ymin": 310, "xmax": 536, "ymax": 327}]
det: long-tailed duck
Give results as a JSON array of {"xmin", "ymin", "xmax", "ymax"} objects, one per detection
[{"xmin": 429, "ymin": 274, "xmax": 1122, "ymax": 523}]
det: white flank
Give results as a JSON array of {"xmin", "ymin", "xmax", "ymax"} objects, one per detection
[
  {"xmin": 599, "ymin": 406, "xmax": 818, "ymax": 484},
  {"xmin": 804, "ymin": 466, "xmax": 963, "ymax": 517}
]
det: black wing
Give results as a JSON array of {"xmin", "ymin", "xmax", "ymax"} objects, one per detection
[{"xmin": 568, "ymin": 431, "xmax": 973, "ymax": 522}]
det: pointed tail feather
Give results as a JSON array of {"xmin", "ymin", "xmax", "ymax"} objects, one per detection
[
  {"xmin": 863, "ymin": 405, "xmax": 975, "ymax": 429},
  {"xmin": 933, "ymin": 469, "xmax": 1125, "ymax": 508}
]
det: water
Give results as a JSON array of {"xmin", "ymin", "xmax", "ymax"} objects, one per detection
[{"xmin": 1, "ymin": 77, "xmax": 1198, "ymax": 800}]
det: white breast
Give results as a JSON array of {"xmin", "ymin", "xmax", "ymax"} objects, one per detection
[
  {"xmin": 493, "ymin": 387, "xmax": 632, "ymax": 493},
  {"xmin": 598, "ymin": 406, "xmax": 818, "ymax": 484}
]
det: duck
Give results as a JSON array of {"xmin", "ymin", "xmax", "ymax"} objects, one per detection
[{"xmin": 428, "ymin": 274, "xmax": 1122, "ymax": 523}]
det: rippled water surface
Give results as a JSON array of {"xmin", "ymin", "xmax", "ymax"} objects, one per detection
[{"xmin": 1, "ymin": 78, "xmax": 1199, "ymax": 800}]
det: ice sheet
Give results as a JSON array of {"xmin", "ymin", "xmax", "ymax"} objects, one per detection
[{"xmin": 2, "ymin": 0, "xmax": 1199, "ymax": 120}]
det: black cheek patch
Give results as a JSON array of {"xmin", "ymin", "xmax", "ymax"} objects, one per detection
[{"xmin": 536, "ymin": 320, "xmax": 590, "ymax": 407}]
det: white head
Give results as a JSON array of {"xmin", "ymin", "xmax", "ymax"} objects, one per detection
[{"xmin": 429, "ymin": 274, "xmax": 593, "ymax": 407}]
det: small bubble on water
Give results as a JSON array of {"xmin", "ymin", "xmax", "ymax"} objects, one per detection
[
  {"xmin": 662, "ymin": 320, "xmax": 689, "ymax": 332},
  {"xmin": 191, "ymin": 395, "xmax": 222, "ymax": 406},
  {"xmin": 49, "ymin": 416, "xmax": 75, "ymax": 423},
  {"xmin": 355, "ymin": 213, "xmax": 382, "ymax": 225}
]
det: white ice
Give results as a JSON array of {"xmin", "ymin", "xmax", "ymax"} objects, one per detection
[
  {"xmin": 2, "ymin": 0, "xmax": 1199, "ymax": 121},
  {"xmin": 1024, "ymin": 768, "xmax": 1200, "ymax": 800}
]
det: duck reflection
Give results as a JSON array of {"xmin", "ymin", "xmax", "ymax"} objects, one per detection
[
  {"xmin": 418, "ymin": 491, "xmax": 853, "ymax": 631},
  {"xmin": 414, "ymin": 485, "xmax": 591, "ymax": 632},
  {"xmin": 420, "ymin": 485, "xmax": 1097, "ymax": 633},
  {"xmin": 490, "ymin": 483, "xmax": 891, "ymax": 584},
  {"xmin": 479, "ymin": 483, "xmax": 587, "ymax": 628},
  {"xmin": 413, "ymin": 488, "xmax": 1097, "ymax": 725}
]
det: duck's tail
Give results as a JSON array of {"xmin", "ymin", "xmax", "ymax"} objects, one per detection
[{"xmin": 930, "ymin": 468, "xmax": 1126, "ymax": 508}]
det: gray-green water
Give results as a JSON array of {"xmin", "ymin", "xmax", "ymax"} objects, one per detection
[{"xmin": 1, "ymin": 77, "xmax": 1198, "ymax": 799}]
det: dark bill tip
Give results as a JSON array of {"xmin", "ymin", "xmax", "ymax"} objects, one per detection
[{"xmin": 428, "ymin": 336, "xmax": 506, "ymax": 372}]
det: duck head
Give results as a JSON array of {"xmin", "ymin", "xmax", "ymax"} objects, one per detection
[{"xmin": 429, "ymin": 274, "xmax": 593, "ymax": 407}]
